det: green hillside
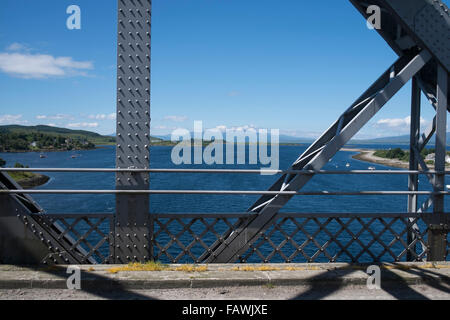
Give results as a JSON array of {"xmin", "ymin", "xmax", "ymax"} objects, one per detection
[
  {"xmin": 1, "ymin": 125, "xmax": 116, "ymax": 143},
  {"xmin": 0, "ymin": 125, "xmax": 115, "ymax": 152}
]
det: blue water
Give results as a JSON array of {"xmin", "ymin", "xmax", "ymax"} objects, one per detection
[{"xmin": 1, "ymin": 145, "xmax": 448, "ymax": 263}]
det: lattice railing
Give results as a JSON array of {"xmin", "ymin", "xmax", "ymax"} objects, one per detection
[
  {"xmin": 29, "ymin": 212, "xmax": 449, "ymax": 264},
  {"xmin": 240, "ymin": 214, "xmax": 429, "ymax": 263},
  {"xmin": 151, "ymin": 213, "xmax": 253, "ymax": 263},
  {"xmin": 32, "ymin": 213, "xmax": 114, "ymax": 264},
  {"xmin": 152, "ymin": 213, "xmax": 435, "ymax": 264}
]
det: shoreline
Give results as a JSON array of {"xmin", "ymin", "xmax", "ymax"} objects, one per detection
[
  {"xmin": 349, "ymin": 149, "xmax": 433, "ymax": 169},
  {"xmin": 1, "ymin": 143, "xmax": 308, "ymax": 153},
  {"xmin": 13, "ymin": 173, "xmax": 50, "ymax": 189},
  {"xmin": 0, "ymin": 145, "xmax": 112, "ymax": 154}
]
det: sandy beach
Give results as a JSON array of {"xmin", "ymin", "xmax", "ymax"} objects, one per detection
[
  {"xmin": 345, "ymin": 147, "xmax": 440, "ymax": 170},
  {"xmin": 350, "ymin": 149, "xmax": 412, "ymax": 169}
]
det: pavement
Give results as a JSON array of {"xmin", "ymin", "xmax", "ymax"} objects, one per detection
[{"xmin": 0, "ymin": 262, "xmax": 449, "ymax": 300}]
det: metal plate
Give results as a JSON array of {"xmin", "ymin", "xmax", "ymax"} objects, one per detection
[{"xmin": 115, "ymin": 0, "xmax": 152, "ymax": 263}]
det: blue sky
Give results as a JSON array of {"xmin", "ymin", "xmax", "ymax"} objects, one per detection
[{"xmin": 0, "ymin": 0, "xmax": 447, "ymax": 138}]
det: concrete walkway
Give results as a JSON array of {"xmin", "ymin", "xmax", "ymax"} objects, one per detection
[{"xmin": 0, "ymin": 262, "xmax": 449, "ymax": 300}]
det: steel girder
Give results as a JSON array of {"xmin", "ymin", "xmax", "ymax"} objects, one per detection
[
  {"xmin": 407, "ymin": 77, "xmax": 421, "ymax": 261},
  {"xmin": 0, "ymin": 0, "xmax": 153, "ymax": 265},
  {"xmin": 0, "ymin": 172, "xmax": 97, "ymax": 264},
  {"xmin": 115, "ymin": 0, "xmax": 152, "ymax": 263},
  {"xmin": 351, "ymin": 0, "xmax": 450, "ymax": 109},
  {"xmin": 206, "ymin": 0, "xmax": 450, "ymax": 263},
  {"xmin": 204, "ymin": 50, "xmax": 432, "ymax": 263},
  {"xmin": 427, "ymin": 63, "xmax": 449, "ymax": 261}
]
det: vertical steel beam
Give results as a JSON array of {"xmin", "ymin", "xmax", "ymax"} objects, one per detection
[
  {"xmin": 115, "ymin": 0, "xmax": 152, "ymax": 263},
  {"xmin": 428, "ymin": 64, "xmax": 448, "ymax": 261},
  {"xmin": 433, "ymin": 64, "xmax": 447, "ymax": 213},
  {"xmin": 407, "ymin": 76, "xmax": 421, "ymax": 261}
]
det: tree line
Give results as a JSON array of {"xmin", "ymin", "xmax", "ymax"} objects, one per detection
[{"xmin": 0, "ymin": 131, "xmax": 95, "ymax": 152}]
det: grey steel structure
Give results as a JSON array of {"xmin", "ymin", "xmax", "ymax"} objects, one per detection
[
  {"xmin": 0, "ymin": 0, "xmax": 449, "ymax": 265},
  {"xmin": 115, "ymin": 0, "xmax": 152, "ymax": 263},
  {"xmin": 201, "ymin": 0, "xmax": 450, "ymax": 263}
]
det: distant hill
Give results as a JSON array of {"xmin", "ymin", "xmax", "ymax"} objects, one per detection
[
  {"xmin": 349, "ymin": 133, "xmax": 450, "ymax": 145},
  {"xmin": 0, "ymin": 125, "xmax": 116, "ymax": 152},
  {"xmin": 10, "ymin": 125, "xmax": 444, "ymax": 149},
  {"xmin": 0, "ymin": 125, "xmax": 116, "ymax": 145},
  {"xmin": 154, "ymin": 133, "xmax": 313, "ymax": 144},
  {"xmin": 0, "ymin": 125, "xmax": 179, "ymax": 151}
]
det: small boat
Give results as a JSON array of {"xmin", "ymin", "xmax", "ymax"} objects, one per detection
[
  {"xmin": 446, "ymin": 185, "xmax": 450, "ymax": 190},
  {"xmin": 368, "ymin": 166, "xmax": 376, "ymax": 170},
  {"xmin": 345, "ymin": 163, "xmax": 350, "ymax": 168},
  {"xmin": 39, "ymin": 153, "xmax": 46, "ymax": 158},
  {"xmin": 71, "ymin": 155, "xmax": 77, "ymax": 159}
]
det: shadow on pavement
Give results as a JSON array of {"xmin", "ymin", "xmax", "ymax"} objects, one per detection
[
  {"xmin": 290, "ymin": 264, "xmax": 450, "ymax": 300},
  {"xmin": 18, "ymin": 265, "xmax": 156, "ymax": 300}
]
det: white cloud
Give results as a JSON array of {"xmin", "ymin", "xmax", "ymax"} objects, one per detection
[
  {"xmin": 164, "ymin": 115, "xmax": 188, "ymax": 122},
  {"xmin": 153, "ymin": 125, "xmax": 178, "ymax": 130},
  {"xmin": 88, "ymin": 113, "xmax": 116, "ymax": 120},
  {"xmin": 279, "ymin": 129, "xmax": 321, "ymax": 139},
  {"xmin": 0, "ymin": 52, "xmax": 93, "ymax": 79},
  {"xmin": 212, "ymin": 124, "xmax": 258, "ymax": 132},
  {"xmin": 36, "ymin": 114, "xmax": 74, "ymax": 120},
  {"xmin": 375, "ymin": 116, "xmax": 428, "ymax": 129},
  {"xmin": 0, "ymin": 114, "xmax": 28, "ymax": 125},
  {"xmin": 67, "ymin": 122, "xmax": 99, "ymax": 128}
]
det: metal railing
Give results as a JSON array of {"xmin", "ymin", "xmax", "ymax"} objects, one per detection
[{"xmin": 1, "ymin": 168, "xmax": 450, "ymax": 264}]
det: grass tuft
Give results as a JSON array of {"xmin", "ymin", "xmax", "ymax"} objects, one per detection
[
  {"xmin": 107, "ymin": 261, "xmax": 208, "ymax": 274},
  {"xmin": 232, "ymin": 266, "xmax": 281, "ymax": 271}
]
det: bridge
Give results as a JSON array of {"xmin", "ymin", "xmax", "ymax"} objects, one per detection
[{"xmin": 0, "ymin": 0, "xmax": 449, "ymax": 266}]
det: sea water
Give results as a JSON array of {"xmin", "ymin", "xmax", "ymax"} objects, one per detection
[{"xmin": 1, "ymin": 145, "xmax": 448, "ymax": 263}]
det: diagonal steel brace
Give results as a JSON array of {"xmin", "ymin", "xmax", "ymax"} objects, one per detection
[{"xmin": 203, "ymin": 50, "xmax": 432, "ymax": 263}]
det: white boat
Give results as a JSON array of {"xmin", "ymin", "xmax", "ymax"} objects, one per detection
[
  {"xmin": 368, "ymin": 166, "xmax": 376, "ymax": 170},
  {"xmin": 345, "ymin": 163, "xmax": 350, "ymax": 168},
  {"xmin": 446, "ymin": 185, "xmax": 450, "ymax": 190}
]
